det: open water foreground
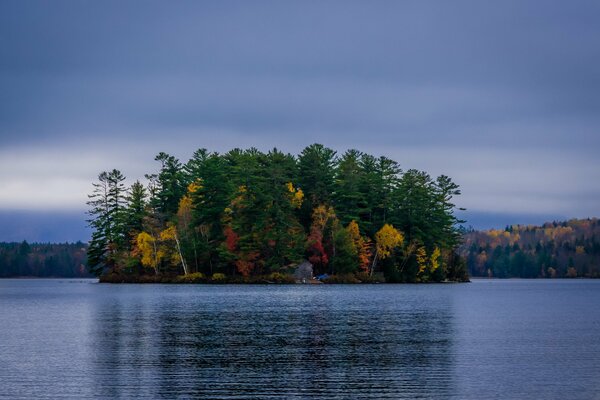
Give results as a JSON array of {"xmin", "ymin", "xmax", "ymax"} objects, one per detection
[{"xmin": 1, "ymin": 279, "xmax": 599, "ymax": 399}]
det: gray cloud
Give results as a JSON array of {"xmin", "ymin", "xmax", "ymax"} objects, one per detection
[{"xmin": 1, "ymin": 0, "xmax": 599, "ymax": 240}]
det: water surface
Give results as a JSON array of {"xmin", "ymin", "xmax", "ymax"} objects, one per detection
[{"xmin": 1, "ymin": 279, "xmax": 599, "ymax": 399}]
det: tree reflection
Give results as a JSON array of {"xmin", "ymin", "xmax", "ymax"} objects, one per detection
[{"xmin": 91, "ymin": 286, "xmax": 456, "ymax": 398}]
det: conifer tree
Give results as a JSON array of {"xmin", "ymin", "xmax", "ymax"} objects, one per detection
[
  {"xmin": 297, "ymin": 144, "xmax": 337, "ymax": 229},
  {"xmin": 86, "ymin": 169, "xmax": 127, "ymax": 276}
]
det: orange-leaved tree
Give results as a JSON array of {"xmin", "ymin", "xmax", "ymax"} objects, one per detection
[{"xmin": 346, "ymin": 220, "xmax": 372, "ymax": 272}]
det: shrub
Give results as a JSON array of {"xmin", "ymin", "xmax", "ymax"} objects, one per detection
[
  {"xmin": 210, "ymin": 272, "xmax": 227, "ymax": 283},
  {"xmin": 98, "ymin": 273, "xmax": 121, "ymax": 283},
  {"xmin": 354, "ymin": 271, "xmax": 383, "ymax": 283},
  {"xmin": 174, "ymin": 272, "xmax": 206, "ymax": 283},
  {"xmin": 137, "ymin": 275, "xmax": 161, "ymax": 283},
  {"xmin": 99, "ymin": 273, "xmax": 163, "ymax": 283},
  {"xmin": 322, "ymin": 273, "xmax": 360, "ymax": 284},
  {"xmin": 267, "ymin": 272, "xmax": 296, "ymax": 284}
]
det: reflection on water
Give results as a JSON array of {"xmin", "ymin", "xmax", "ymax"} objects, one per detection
[
  {"xmin": 91, "ymin": 286, "xmax": 455, "ymax": 399},
  {"xmin": 1, "ymin": 280, "xmax": 600, "ymax": 399}
]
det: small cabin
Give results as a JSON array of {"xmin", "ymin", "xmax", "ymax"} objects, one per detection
[{"xmin": 293, "ymin": 260, "xmax": 313, "ymax": 283}]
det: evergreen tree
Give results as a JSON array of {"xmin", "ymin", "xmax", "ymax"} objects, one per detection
[
  {"xmin": 191, "ymin": 152, "xmax": 233, "ymax": 273},
  {"xmin": 297, "ymin": 144, "xmax": 337, "ymax": 229},
  {"xmin": 124, "ymin": 181, "xmax": 147, "ymax": 242},
  {"xmin": 359, "ymin": 154, "xmax": 401, "ymax": 236},
  {"xmin": 151, "ymin": 152, "xmax": 186, "ymax": 219},
  {"xmin": 86, "ymin": 146, "xmax": 471, "ymax": 282},
  {"xmin": 86, "ymin": 169, "xmax": 127, "ymax": 276},
  {"xmin": 334, "ymin": 149, "xmax": 367, "ymax": 227},
  {"xmin": 330, "ymin": 225, "xmax": 359, "ymax": 274}
]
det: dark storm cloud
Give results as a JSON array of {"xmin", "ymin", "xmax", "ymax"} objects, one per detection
[{"xmin": 0, "ymin": 0, "xmax": 599, "ymax": 240}]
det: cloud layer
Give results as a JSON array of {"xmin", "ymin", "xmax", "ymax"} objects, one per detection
[{"xmin": 1, "ymin": 0, "xmax": 599, "ymax": 239}]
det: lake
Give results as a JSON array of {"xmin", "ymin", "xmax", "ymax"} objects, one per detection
[{"xmin": 1, "ymin": 279, "xmax": 599, "ymax": 399}]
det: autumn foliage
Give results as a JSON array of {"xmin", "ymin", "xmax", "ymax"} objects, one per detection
[
  {"xmin": 87, "ymin": 144, "xmax": 468, "ymax": 282},
  {"xmin": 461, "ymin": 218, "xmax": 600, "ymax": 278}
]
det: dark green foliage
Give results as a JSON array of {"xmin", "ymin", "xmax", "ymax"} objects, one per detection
[
  {"xmin": 461, "ymin": 218, "xmax": 600, "ymax": 278},
  {"xmin": 445, "ymin": 251, "xmax": 470, "ymax": 282},
  {"xmin": 391, "ymin": 169, "xmax": 436, "ymax": 245},
  {"xmin": 124, "ymin": 181, "xmax": 147, "ymax": 244},
  {"xmin": 297, "ymin": 144, "xmax": 337, "ymax": 229},
  {"xmin": 330, "ymin": 227, "xmax": 358, "ymax": 274},
  {"xmin": 0, "ymin": 242, "xmax": 89, "ymax": 277},
  {"xmin": 86, "ymin": 169, "xmax": 127, "ymax": 276},
  {"xmin": 359, "ymin": 155, "xmax": 401, "ymax": 236},
  {"xmin": 87, "ymin": 144, "xmax": 467, "ymax": 282},
  {"xmin": 151, "ymin": 152, "xmax": 187, "ymax": 218},
  {"xmin": 334, "ymin": 149, "xmax": 367, "ymax": 227},
  {"xmin": 322, "ymin": 273, "xmax": 361, "ymax": 284},
  {"xmin": 190, "ymin": 152, "xmax": 233, "ymax": 273},
  {"xmin": 87, "ymin": 230, "xmax": 108, "ymax": 276}
]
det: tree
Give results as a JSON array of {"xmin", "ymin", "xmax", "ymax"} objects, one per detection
[
  {"xmin": 297, "ymin": 144, "xmax": 337, "ymax": 229},
  {"xmin": 306, "ymin": 205, "xmax": 337, "ymax": 274},
  {"xmin": 226, "ymin": 149, "xmax": 305, "ymax": 275},
  {"xmin": 191, "ymin": 152, "xmax": 233, "ymax": 273},
  {"xmin": 177, "ymin": 184, "xmax": 199, "ymax": 273},
  {"xmin": 391, "ymin": 169, "xmax": 434, "ymax": 245},
  {"xmin": 124, "ymin": 180, "xmax": 147, "ymax": 244},
  {"xmin": 359, "ymin": 155, "xmax": 401, "ymax": 235},
  {"xmin": 334, "ymin": 149, "xmax": 366, "ymax": 227},
  {"xmin": 432, "ymin": 175, "xmax": 464, "ymax": 249},
  {"xmin": 330, "ymin": 226, "xmax": 358, "ymax": 274},
  {"xmin": 372, "ymin": 223, "xmax": 404, "ymax": 275},
  {"xmin": 160, "ymin": 225, "xmax": 188, "ymax": 275},
  {"xmin": 346, "ymin": 220, "xmax": 371, "ymax": 272},
  {"xmin": 135, "ymin": 231, "xmax": 159, "ymax": 275},
  {"xmin": 86, "ymin": 146, "xmax": 470, "ymax": 282},
  {"xmin": 87, "ymin": 169, "xmax": 127, "ymax": 276},
  {"xmin": 151, "ymin": 152, "xmax": 186, "ymax": 219}
]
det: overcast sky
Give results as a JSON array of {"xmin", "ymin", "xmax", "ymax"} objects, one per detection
[{"xmin": 1, "ymin": 0, "xmax": 599, "ymax": 241}]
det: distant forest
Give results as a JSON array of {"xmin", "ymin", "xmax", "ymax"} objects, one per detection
[
  {"xmin": 2, "ymin": 219, "xmax": 599, "ymax": 280},
  {"xmin": 86, "ymin": 144, "xmax": 468, "ymax": 283},
  {"xmin": 461, "ymin": 218, "xmax": 600, "ymax": 278},
  {"xmin": 0, "ymin": 242, "xmax": 89, "ymax": 278}
]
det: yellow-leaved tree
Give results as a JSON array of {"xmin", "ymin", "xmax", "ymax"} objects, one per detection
[
  {"xmin": 177, "ymin": 182, "xmax": 200, "ymax": 273},
  {"xmin": 135, "ymin": 231, "xmax": 159, "ymax": 275},
  {"xmin": 416, "ymin": 245, "xmax": 441, "ymax": 281},
  {"xmin": 346, "ymin": 220, "xmax": 372, "ymax": 272},
  {"xmin": 430, "ymin": 247, "xmax": 441, "ymax": 273},
  {"xmin": 286, "ymin": 182, "xmax": 304, "ymax": 209},
  {"xmin": 160, "ymin": 225, "xmax": 189, "ymax": 275},
  {"xmin": 372, "ymin": 224, "xmax": 404, "ymax": 275},
  {"xmin": 416, "ymin": 245, "xmax": 428, "ymax": 275}
]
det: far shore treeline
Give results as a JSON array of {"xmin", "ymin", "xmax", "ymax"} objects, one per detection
[
  {"xmin": 86, "ymin": 144, "xmax": 469, "ymax": 283},
  {"xmin": 0, "ymin": 242, "xmax": 89, "ymax": 278},
  {"xmin": 1, "ymin": 220, "xmax": 597, "ymax": 279},
  {"xmin": 461, "ymin": 218, "xmax": 600, "ymax": 278}
]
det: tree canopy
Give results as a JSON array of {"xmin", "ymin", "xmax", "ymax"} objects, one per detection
[
  {"xmin": 461, "ymin": 218, "xmax": 600, "ymax": 278},
  {"xmin": 87, "ymin": 144, "xmax": 468, "ymax": 283}
]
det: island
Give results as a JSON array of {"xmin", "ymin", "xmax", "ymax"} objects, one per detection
[{"xmin": 87, "ymin": 144, "xmax": 469, "ymax": 283}]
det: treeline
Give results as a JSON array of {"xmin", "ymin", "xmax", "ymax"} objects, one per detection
[
  {"xmin": 0, "ymin": 241, "xmax": 89, "ymax": 278},
  {"xmin": 87, "ymin": 144, "xmax": 468, "ymax": 283},
  {"xmin": 461, "ymin": 218, "xmax": 600, "ymax": 278}
]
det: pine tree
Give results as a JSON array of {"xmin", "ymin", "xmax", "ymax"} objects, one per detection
[
  {"xmin": 334, "ymin": 149, "xmax": 367, "ymax": 227},
  {"xmin": 191, "ymin": 152, "xmax": 233, "ymax": 273},
  {"xmin": 297, "ymin": 144, "xmax": 337, "ymax": 229},
  {"xmin": 152, "ymin": 152, "xmax": 186, "ymax": 219},
  {"xmin": 87, "ymin": 169, "xmax": 127, "ymax": 276},
  {"xmin": 124, "ymin": 181, "xmax": 147, "ymax": 243}
]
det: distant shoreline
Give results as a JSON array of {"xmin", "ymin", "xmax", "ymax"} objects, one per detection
[
  {"xmin": 2, "ymin": 276, "xmax": 597, "ymax": 282},
  {"xmin": 96, "ymin": 272, "xmax": 469, "ymax": 284}
]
